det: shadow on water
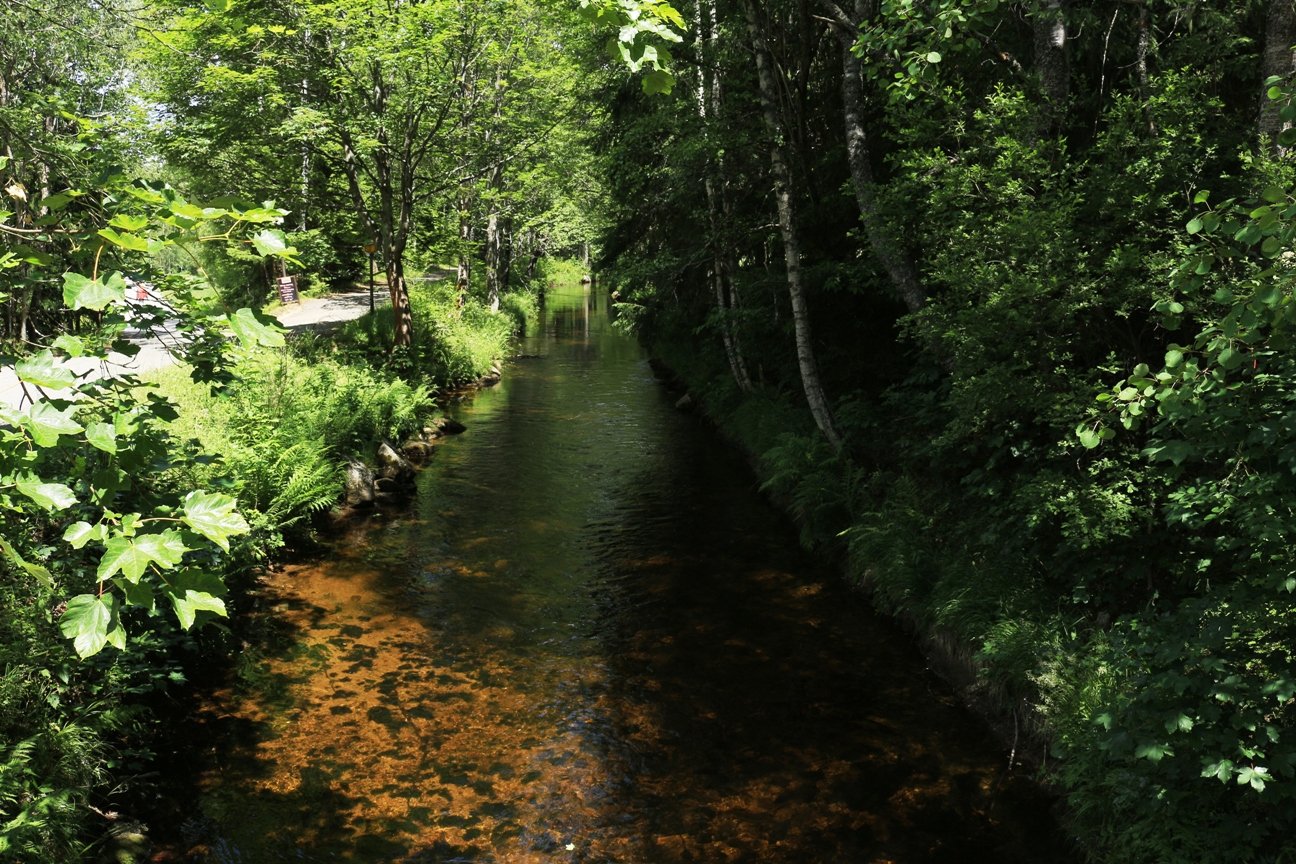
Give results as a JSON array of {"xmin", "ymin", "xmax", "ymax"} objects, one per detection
[{"xmin": 167, "ymin": 282, "xmax": 1077, "ymax": 863}]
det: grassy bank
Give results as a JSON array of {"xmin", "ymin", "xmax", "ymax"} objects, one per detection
[{"xmin": 0, "ymin": 280, "xmax": 535, "ymax": 862}]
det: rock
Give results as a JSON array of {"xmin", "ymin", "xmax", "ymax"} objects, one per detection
[
  {"xmin": 674, "ymin": 393, "xmax": 694, "ymax": 411},
  {"xmin": 480, "ymin": 369, "xmax": 501, "ymax": 387},
  {"xmin": 374, "ymin": 477, "xmax": 400, "ymax": 496},
  {"xmin": 427, "ymin": 416, "xmax": 466, "ymax": 437},
  {"xmin": 376, "ymin": 441, "xmax": 415, "ymax": 480},
  {"xmin": 343, "ymin": 459, "xmax": 376, "ymax": 506},
  {"xmin": 489, "ymin": 362, "xmax": 502, "ymax": 376},
  {"xmin": 401, "ymin": 439, "xmax": 432, "ymax": 461}
]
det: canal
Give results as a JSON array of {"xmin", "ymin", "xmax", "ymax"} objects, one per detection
[{"xmin": 180, "ymin": 281, "xmax": 1072, "ymax": 863}]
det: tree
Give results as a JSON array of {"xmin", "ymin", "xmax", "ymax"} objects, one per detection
[{"xmin": 742, "ymin": 0, "xmax": 841, "ymax": 449}]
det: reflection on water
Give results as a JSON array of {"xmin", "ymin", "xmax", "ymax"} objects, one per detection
[{"xmin": 185, "ymin": 283, "xmax": 1073, "ymax": 862}]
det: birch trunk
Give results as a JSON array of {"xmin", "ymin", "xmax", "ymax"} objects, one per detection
[
  {"xmin": 825, "ymin": 0, "xmax": 925, "ymax": 313},
  {"xmin": 698, "ymin": 0, "xmax": 752, "ymax": 391},
  {"xmin": 743, "ymin": 0, "xmax": 841, "ymax": 449}
]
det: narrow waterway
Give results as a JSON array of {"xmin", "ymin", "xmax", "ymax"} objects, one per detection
[{"xmin": 182, "ymin": 283, "xmax": 1073, "ymax": 863}]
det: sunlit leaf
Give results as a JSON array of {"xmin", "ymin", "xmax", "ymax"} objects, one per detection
[
  {"xmin": 15, "ymin": 350, "xmax": 75, "ymax": 390},
  {"xmin": 181, "ymin": 490, "xmax": 250, "ymax": 552},
  {"xmin": 16, "ymin": 475, "xmax": 77, "ymax": 511},
  {"xmin": 58, "ymin": 594, "xmax": 117, "ymax": 658},
  {"xmin": 85, "ymin": 422, "xmax": 117, "ymax": 454},
  {"xmin": 62, "ymin": 272, "xmax": 120, "ymax": 311},
  {"xmin": 24, "ymin": 403, "xmax": 84, "ymax": 447},
  {"xmin": 226, "ymin": 307, "xmax": 285, "ymax": 347}
]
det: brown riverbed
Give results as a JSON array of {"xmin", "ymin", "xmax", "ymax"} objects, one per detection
[{"xmin": 174, "ymin": 283, "xmax": 1075, "ymax": 863}]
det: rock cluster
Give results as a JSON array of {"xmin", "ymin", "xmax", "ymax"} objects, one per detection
[{"xmin": 341, "ymin": 415, "xmax": 467, "ymax": 507}]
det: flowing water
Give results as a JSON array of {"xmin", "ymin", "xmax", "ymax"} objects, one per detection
[{"xmin": 180, "ymin": 283, "xmax": 1073, "ymax": 863}]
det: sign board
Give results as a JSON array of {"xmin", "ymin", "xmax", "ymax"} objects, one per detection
[{"xmin": 277, "ymin": 275, "xmax": 300, "ymax": 305}]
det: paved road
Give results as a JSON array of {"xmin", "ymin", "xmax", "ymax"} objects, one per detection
[{"xmin": 0, "ymin": 287, "xmax": 387, "ymax": 410}]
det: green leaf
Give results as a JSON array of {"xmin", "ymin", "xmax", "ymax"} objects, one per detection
[
  {"xmin": 108, "ymin": 214, "xmax": 150, "ymax": 232},
  {"xmin": 166, "ymin": 571, "xmax": 229, "ymax": 629},
  {"xmin": 15, "ymin": 350, "xmax": 75, "ymax": 390},
  {"xmin": 1134, "ymin": 742, "xmax": 1172, "ymax": 762},
  {"xmin": 642, "ymin": 69, "xmax": 675, "ymax": 95},
  {"xmin": 24, "ymin": 403, "xmax": 84, "ymax": 447},
  {"xmin": 16, "ymin": 476, "xmax": 77, "ymax": 511},
  {"xmin": 63, "ymin": 521, "xmax": 99, "ymax": 549},
  {"xmin": 1165, "ymin": 348, "xmax": 1184, "ymax": 368},
  {"xmin": 1237, "ymin": 765, "xmax": 1269, "ymax": 792},
  {"xmin": 250, "ymin": 228, "xmax": 289, "ymax": 257},
  {"xmin": 1193, "ymin": 190, "xmax": 1211, "ymax": 205},
  {"xmin": 1203, "ymin": 759, "xmax": 1234, "ymax": 783},
  {"xmin": 119, "ymin": 579, "xmax": 155, "ymax": 610},
  {"xmin": 169, "ymin": 200, "xmax": 206, "ymax": 220},
  {"xmin": 182, "ymin": 491, "xmax": 250, "ymax": 552},
  {"xmin": 170, "ymin": 589, "xmax": 228, "ymax": 630},
  {"xmin": 0, "ymin": 536, "xmax": 53, "ymax": 589},
  {"xmin": 62, "ymin": 272, "xmax": 120, "ymax": 311},
  {"xmin": 925, "ymin": 51, "xmax": 942, "ymax": 63},
  {"xmin": 52, "ymin": 334, "xmax": 86, "ymax": 357},
  {"xmin": 1218, "ymin": 347, "xmax": 1242, "ymax": 370},
  {"xmin": 1262, "ymin": 236, "xmax": 1283, "ymax": 258},
  {"xmin": 226, "ymin": 307, "xmax": 285, "ymax": 348},
  {"xmin": 97, "ymin": 227, "xmax": 150, "ymax": 253},
  {"xmin": 1186, "ymin": 216, "xmax": 1203, "ymax": 234},
  {"xmin": 85, "ymin": 422, "xmax": 117, "ymax": 454},
  {"xmin": 58, "ymin": 594, "xmax": 117, "ymax": 658},
  {"xmin": 1262, "ymin": 185, "xmax": 1287, "ymax": 204},
  {"xmin": 96, "ymin": 531, "xmax": 189, "ymax": 584}
]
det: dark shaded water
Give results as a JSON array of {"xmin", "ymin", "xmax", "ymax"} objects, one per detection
[{"xmin": 182, "ymin": 284, "xmax": 1072, "ymax": 863}]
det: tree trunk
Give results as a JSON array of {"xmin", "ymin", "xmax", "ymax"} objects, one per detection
[
  {"xmin": 456, "ymin": 184, "xmax": 474, "ymax": 305},
  {"xmin": 500, "ymin": 215, "xmax": 513, "ymax": 295},
  {"xmin": 1033, "ymin": 0, "xmax": 1069, "ymax": 134},
  {"xmin": 1261, "ymin": 0, "xmax": 1296, "ymax": 151},
  {"xmin": 1135, "ymin": 0, "xmax": 1156, "ymax": 136},
  {"xmin": 697, "ymin": 0, "xmax": 752, "ymax": 392},
  {"xmin": 484, "ymin": 167, "xmax": 504, "ymax": 312},
  {"xmin": 485, "ymin": 206, "xmax": 501, "ymax": 313},
  {"xmin": 743, "ymin": 0, "xmax": 842, "ymax": 450},
  {"xmin": 826, "ymin": 0, "xmax": 926, "ymax": 313}
]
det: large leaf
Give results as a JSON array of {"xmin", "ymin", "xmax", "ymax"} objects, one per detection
[
  {"xmin": 85, "ymin": 422, "xmax": 117, "ymax": 454},
  {"xmin": 52, "ymin": 334, "xmax": 87, "ymax": 357},
  {"xmin": 24, "ymin": 403, "xmax": 84, "ymax": 447},
  {"xmin": 96, "ymin": 530, "xmax": 189, "ymax": 583},
  {"xmin": 227, "ymin": 307, "xmax": 285, "ymax": 347},
  {"xmin": 58, "ymin": 594, "xmax": 120, "ymax": 658},
  {"xmin": 98, "ymin": 227, "xmax": 150, "ymax": 252},
  {"xmin": 63, "ymin": 521, "xmax": 102, "ymax": 549},
  {"xmin": 182, "ymin": 490, "xmax": 250, "ymax": 552},
  {"xmin": 15, "ymin": 350, "xmax": 76, "ymax": 390},
  {"xmin": 62, "ymin": 271, "xmax": 121, "ymax": 311},
  {"xmin": 251, "ymin": 228, "xmax": 288, "ymax": 257},
  {"xmin": 16, "ymin": 475, "xmax": 77, "ymax": 511}
]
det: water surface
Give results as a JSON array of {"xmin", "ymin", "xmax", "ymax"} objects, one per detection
[{"xmin": 185, "ymin": 283, "xmax": 1071, "ymax": 863}]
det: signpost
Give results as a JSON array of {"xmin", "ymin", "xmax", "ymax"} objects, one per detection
[{"xmin": 276, "ymin": 275, "xmax": 300, "ymax": 305}]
